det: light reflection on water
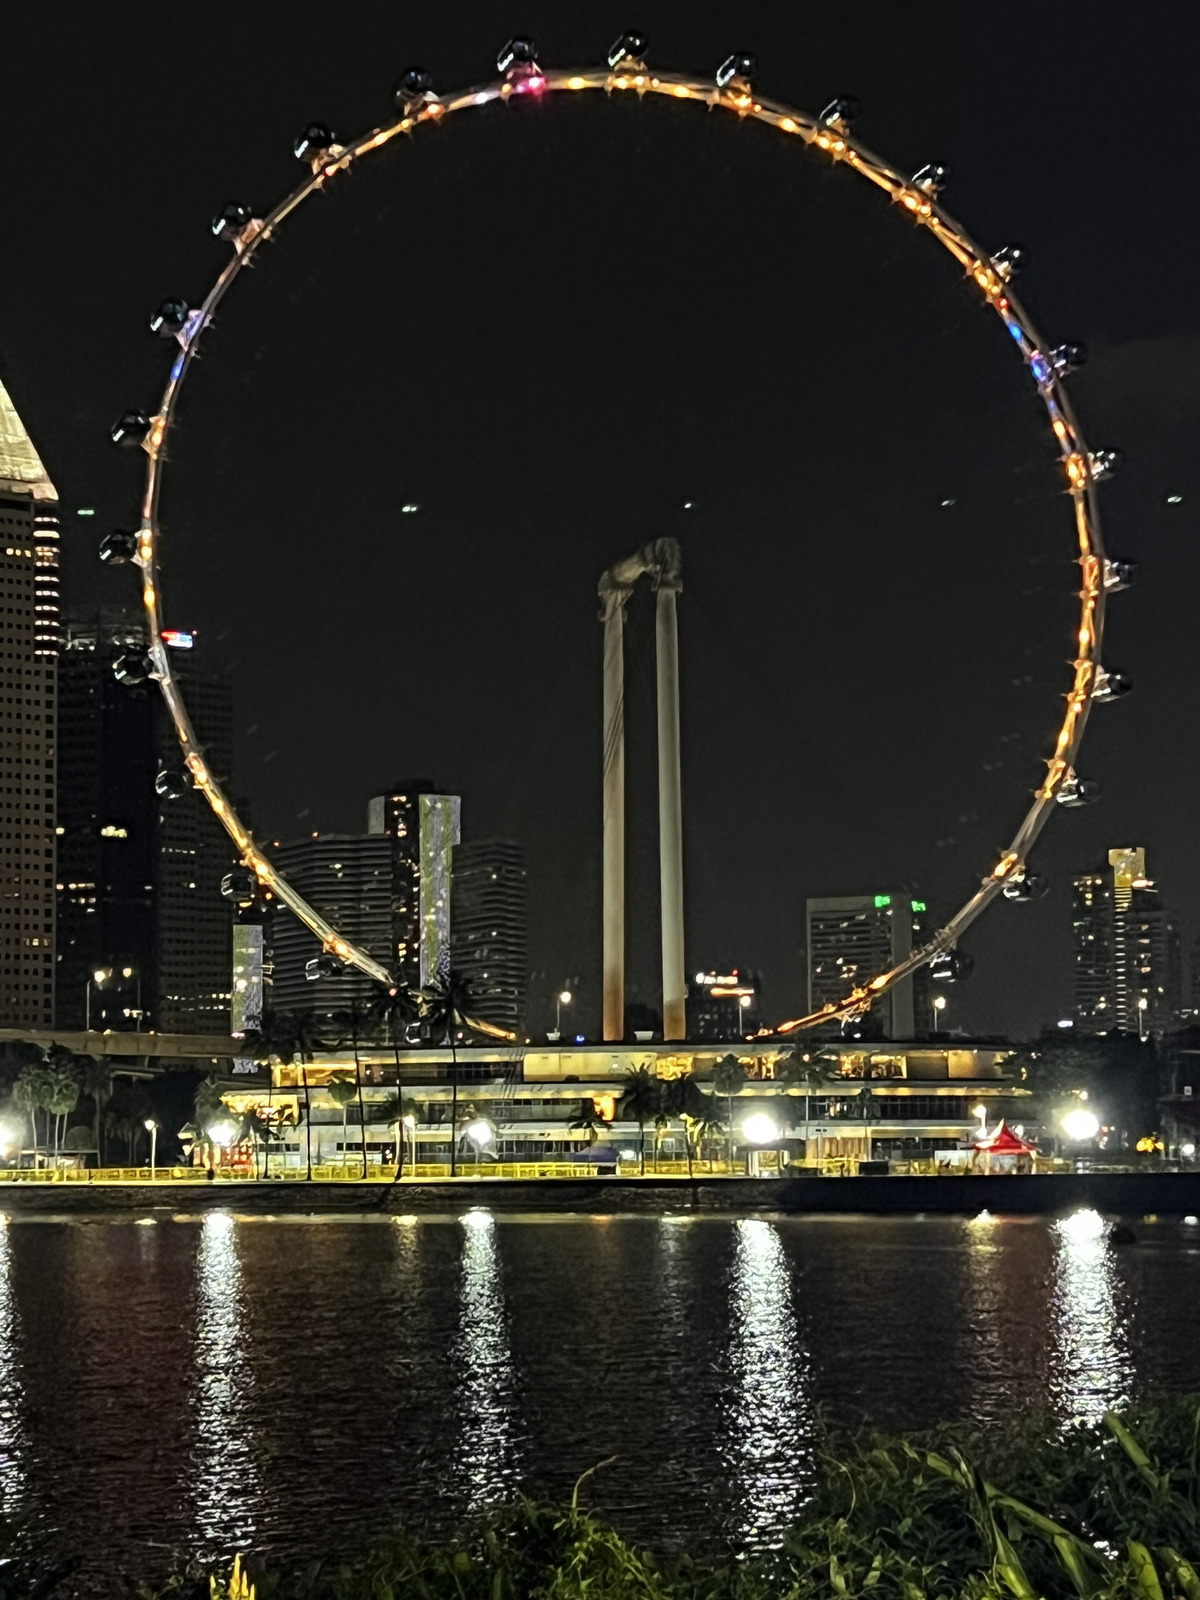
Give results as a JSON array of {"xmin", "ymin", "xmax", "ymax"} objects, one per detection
[
  {"xmin": 725, "ymin": 1219, "xmax": 812, "ymax": 1545},
  {"xmin": 1050, "ymin": 1208, "xmax": 1133, "ymax": 1422},
  {"xmin": 0, "ymin": 1209, "xmax": 1197, "ymax": 1592},
  {"xmin": 0, "ymin": 1222, "xmax": 21, "ymax": 1506},
  {"xmin": 457, "ymin": 1210, "xmax": 521, "ymax": 1509},
  {"xmin": 192, "ymin": 1211, "xmax": 260, "ymax": 1550}
]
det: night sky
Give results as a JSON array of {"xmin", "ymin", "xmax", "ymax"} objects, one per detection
[{"xmin": 3, "ymin": 0, "xmax": 1197, "ymax": 1039}]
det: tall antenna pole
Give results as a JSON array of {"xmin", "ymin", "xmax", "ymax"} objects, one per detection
[{"xmin": 654, "ymin": 550, "xmax": 686, "ymax": 1040}]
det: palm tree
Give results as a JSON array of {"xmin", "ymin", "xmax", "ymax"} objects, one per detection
[
  {"xmin": 712, "ymin": 1054, "xmax": 747, "ymax": 1169},
  {"xmin": 374, "ymin": 1093, "xmax": 421, "ymax": 1172},
  {"xmin": 776, "ymin": 1049, "xmax": 832, "ymax": 1149},
  {"xmin": 366, "ymin": 984, "xmax": 421, "ymax": 1180},
  {"xmin": 419, "ymin": 969, "xmax": 479, "ymax": 1178},
  {"xmin": 330, "ymin": 1001, "xmax": 372, "ymax": 1179},
  {"xmin": 663, "ymin": 1073, "xmax": 709, "ymax": 1177},
  {"xmin": 327, "ymin": 1075, "xmax": 358, "ymax": 1175},
  {"xmin": 12, "ymin": 1063, "xmax": 52, "ymax": 1162},
  {"xmin": 687, "ymin": 1101, "xmax": 727, "ymax": 1172},
  {"xmin": 77, "ymin": 1055, "xmax": 114, "ymax": 1167},
  {"xmin": 620, "ymin": 1066, "xmax": 661, "ymax": 1175},
  {"xmin": 47, "ymin": 1069, "xmax": 79, "ymax": 1157},
  {"xmin": 245, "ymin": 1009, "xmax": 327, "ymax": 1179},
  {"xmin": 570, "ymin": 1098, "xmax": 608, "ymax": 1149}
]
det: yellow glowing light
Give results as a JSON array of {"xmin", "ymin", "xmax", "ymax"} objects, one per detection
[
  {"xmin": 143, "ymin": 587, "xmax": 155, "ymax": 607},
  {"xmin": 780, "ymin": 117, "xmax": 798, "ymax": 133},
  {"xmin": 673, "ymin": 85, "xmax": 690, "ymax": 97},
  {"xmin": 615, "ymin": 76, "xmax": 628, "ymax": 89},
  {"xmin": 567, "ymin": 76, "xmax": 585, "ymax": 89}
]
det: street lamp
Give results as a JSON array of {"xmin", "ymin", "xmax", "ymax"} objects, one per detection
[
  {"xmin": 1061, "ymin": 1107, "xmax": 1101, "ymax": 1142},
  {"xmin": 1137, "ymin": 995, "xmax": 1149, "ymax": 1041},
  {"xmin": 85, "ymin": 967, "xmax": 111, "ymax": 1030},
  {"xmin": 144, "ymin": 1118, "xmax": 158, "ymax": 1179},
  {"xmin": 741, "ymin": 1111, "xmax": 780, "ymax": 1145},
  {"xmin": 971, "ymin": 1102, "xmax": 988, "ymax": 1139},
  {"xmin": 208, "ymin": 1119, "xmax": 238, "ymax": 1148},
  {"xmin": 555, "ymin": 989, "xmax": 573, "ymax": 1033},
  {"xmin": 931, "ymin": 994, "xmax": 947, "ymax": 1033},
  {"xmin": 464, "ymin": 1118, "xmax": 494, "ymax": 1154}
]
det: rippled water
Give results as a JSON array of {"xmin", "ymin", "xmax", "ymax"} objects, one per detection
[{"xmin": 2, "ymin": 1208, "xmax": 1200, "ymax": 1590}]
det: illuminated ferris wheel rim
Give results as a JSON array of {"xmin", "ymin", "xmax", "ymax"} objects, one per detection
[{"xmin": 120, "ymin": 40, "xmax": 1124, "ymax": 1037}]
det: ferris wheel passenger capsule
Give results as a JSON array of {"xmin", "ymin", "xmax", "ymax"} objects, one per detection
[
  {"xmin": 1088, "ymin": 448, "xmax": 1123, "ymax": 481},
  {"xmin": 819, "ymin": 97, "xmax": 859, "ymax": 127},
  {"xmin": 98, "ymin": 529, "xmax": 138, "ymax": 566},
  {"xmin": 1103, "ymin": 557, "xmax": 1139, "ymax": 591},
  {"xmin": 1050, "ymin": 342, "xmax": 1087, "ymax": 375},
  {"xmin": 112, "ymin": 650, "xmax": 154, "ymax": 686},
  {"xmin": 607, "ymin": 32, "xmax": 648, "ymax": 68},
  {"xmin": 221, "ymin": 868, "xmax": 257, "ymax": 907},
  {"xmin": 992, "ymin": 244, "xmax": 1025, "ymax": 278},
  {"xmin": 716, "ymin": 53, "xmax": 755, "ymax": 91},
  {"xmin": 394, "ymin": 67, "xmax": 436, "ymax": 109},
  {"xmin": 1002, "ymin": 872, "xmax": 1049, "ymax": 901},
  {"xmin": 155, "ymin": 766, "xmax": 193, "ymax": 801},
  {"xmin": 497, "ymin": 37, "xmax": 544, "ymax": 88},
  {"xmin": 110, "ymin": 411, "xmax": 152, "ymax": 448},
  {"xmin": 930, "ymin": 949, "xmax": 975, "ymax": 983},
  {"xmin": 149, "ymin": 299, "xmax": 190, "ymax": 337},
  {"xmin": 1055, "ymin": 773, "xmax": 1101, "ymax": 807},
  {"xmin": 292, "ymin": 122, "xmax": 338, "ymax": 162},
  {"xmin": 211, "ymin": 203, "xmax": 258, "ymax": 241},
  {"xmin": 305, "ymin": 953, "xmax": 343, "ymax": 981},
  {"xmin": 911, "ymin": 163, "xmax": 949, "ymax": 194},
  {"xmin": 1093, "ymin": 667, "xmax": 1132, "ymax": 702}
]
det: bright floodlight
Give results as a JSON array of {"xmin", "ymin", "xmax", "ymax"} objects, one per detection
[
  {"xmin": 742, "ymin": 1112, "xmax": 780, "ymax": 1146},
  {"xmin": 93, "ymin": 968, "xmax": 109, "ymax": 985},
  {"xmin": 208, "ymin": 1119, "xmax": 238, "ymax": 1146},
  {"xmin": 558, "ymin": 990, "xmax": 573, "ymax": 1004},
  {"xmin": 465, "ymin": 1118, "xmax": 494, "ymax": 1148},
  {"xmin": 1183, "ymin": 1143, "xmax": 1196, "ymax": 1158},
  {"xmin": 402, "ymin": 1113, "xmax": 417, "ymax": 1130},
  {"xmin": 143, "ymin": 1118, "xmax": 156, "ymax": 1131},
  {"xmin": 1061, "ymin": 1108, "xmax": 1100, "ymax": 1142}
]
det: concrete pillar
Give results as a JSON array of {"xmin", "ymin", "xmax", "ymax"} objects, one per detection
[
  {"xmin": 655, "ymin": 580, "xmax": 686, "ymax": 1040},
  {"xmin": 601, "ymin": 590, "xmax": 626, "ymax": 1041}
]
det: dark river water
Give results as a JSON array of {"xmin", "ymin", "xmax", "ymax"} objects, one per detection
[{"xmin": 3, "ymin": 1206, "xmax": 1200, "ymax": 1591}]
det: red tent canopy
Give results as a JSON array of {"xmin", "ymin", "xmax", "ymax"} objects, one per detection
[{"xmin": 976, "ymin": 1120, "xmax": 1036, "ymax": 1154}]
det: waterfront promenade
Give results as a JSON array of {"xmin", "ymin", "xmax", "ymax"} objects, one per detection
[{"xmin": 0, "ymin": 1169, "xmax": 1197, "ymax": 1216}]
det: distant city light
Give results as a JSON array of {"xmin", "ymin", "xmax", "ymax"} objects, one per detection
[
  {"xmin": 160, "ymin": 629, "xmax": 194, "ymax": 649},
  {"xmin": 873, "ymin": 894, "xmax": 891, "ymax": 908},
  {"xmin": 682, "ymin": 501, "xmax": 693, "ymax": 509},
  {"xmin": 910, "ymin": 899, "xmax": 927, "ymax": 912},
  {"xmin": 1057, "ymin": 1018, "xmax": 1074, "ymax": 1028},
  {"xmin": 1167, "ymin": 494, "xmax": 1183, "ymax": 504},
  {"xmin": 401, "ymin": 503, "xmax": 420, "ymax": 514},
  {"xmin": 940, "ymin": 497, "xmax": 956, "ymax": 507},
  {"xmin": 76, "ymin": 507, "xmax": 95, "ymax": 517}
]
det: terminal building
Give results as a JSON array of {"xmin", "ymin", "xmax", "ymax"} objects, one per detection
[{"xmin": 222, "ymin": 1036, "xmax": 1028, "ymax": 1174}]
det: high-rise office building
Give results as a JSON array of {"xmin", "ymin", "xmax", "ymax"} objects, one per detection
[
  {"xmin": 367, "ymin": 781, "xmax": 434, "ymax": 987},
  {"xmin": 451, "ymin": 840, "xmax": 528, "ymax": 1033},
  {"xmin": 0, "ymin": 377, "xmax": 58, "ymax": 1029},
  {"xmin": 690, "ymin": 968, "xmax": 761, "ymax": 1041},
  {"xmin": 806, "ymin": 894, "xmax": 927, "ymax": 1038},
  {"xmin": 1072, "ymin": 847, "xmax": 1180, "ymax": 1033},
  {"xmin": 267, "ymin": 833, "xmax": 394, "ymax": 1018},
  {"xmin": 56, "ymin": 610, "xmax": 235, "ymax": 1032}
]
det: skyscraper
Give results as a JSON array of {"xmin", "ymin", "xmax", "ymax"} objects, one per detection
[
  {"xmin": 367, "ymin": 782, "xmax": 434, "ymax": 987},
  {"xmin": 56, "ymin": 611, "xmax": 235, "ymax": 1032},
  {"xmin": 806, "ymin": 894, "xmax": 926, "ymax": 1038},
  {"xmin": 1072, "ymin": 847, "xmax": 1180, "ymax": 1033},
  {"xmin": 267, "ymin": 833, "xmax": 393, "ymax": 1018},
  {"xmin": 0, "ymin": 376, "xmax": 58, "ymax": 1028},
  {"xmin": 451, "ymin": 840, "xmax": 528, "ymax": 1033}
]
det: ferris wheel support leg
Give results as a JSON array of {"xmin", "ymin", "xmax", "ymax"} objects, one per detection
[
  {"xmin": 656, "ymin": 582, "xmax": 687, "ymax": 1041},
  {"xmin": 602, "ymin": 593, "xmax": 626, "ymax": 1041}
]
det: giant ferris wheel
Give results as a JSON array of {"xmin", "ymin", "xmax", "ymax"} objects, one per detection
[{"xmin": 103, "ymin": 35, "xmax": 1132, "ymax": 1034}]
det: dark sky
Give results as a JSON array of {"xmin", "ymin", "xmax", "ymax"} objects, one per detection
[{"xmin": 3, "ymin": 0, "xmax": 1198, "ymax": 1038}]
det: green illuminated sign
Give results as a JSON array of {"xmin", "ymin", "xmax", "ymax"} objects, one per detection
[
  {"xmin": 911, "ymin": 899, "xmax": 927, "ymax": 912},
  {"xmin": 874, "ymin": 894, "xmax": 892, "ymax": 908}
]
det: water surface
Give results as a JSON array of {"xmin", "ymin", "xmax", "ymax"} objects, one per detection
[{"xmin": 2, "ymin": 1208, "xmax": 1198, "ymax": 1589}]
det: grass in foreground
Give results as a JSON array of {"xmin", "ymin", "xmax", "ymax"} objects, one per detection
[{"xmin": 40, "ymin": 1398, "xmax": 1200, "ymax": 1599}]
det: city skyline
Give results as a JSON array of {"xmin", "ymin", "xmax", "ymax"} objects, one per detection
[{"xmin": 0, "ymin": 4, "xmax": 1196, "ymax": 1038}]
